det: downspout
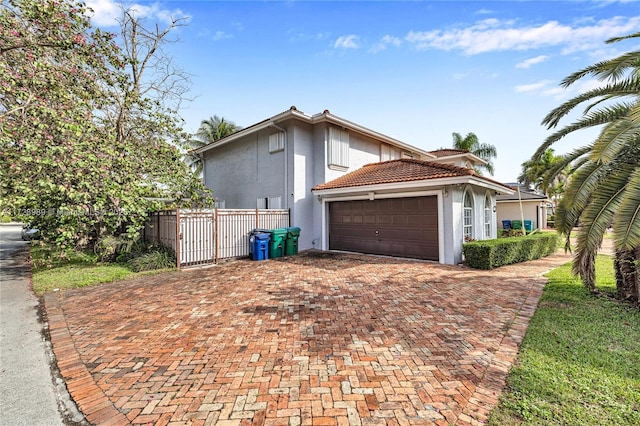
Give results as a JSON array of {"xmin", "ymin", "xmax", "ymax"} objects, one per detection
[{"xmin": 269, "ymin": 122, "xmax": 288, "ymax": 209}]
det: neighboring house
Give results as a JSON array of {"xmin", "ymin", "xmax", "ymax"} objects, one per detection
[
  {"xmin": 496, "ymin": 184, "xmax": 551, "ymax": 230},
  {"xmin": 195, "ymin": 106, "xmax": 513, "ymax": 264}
]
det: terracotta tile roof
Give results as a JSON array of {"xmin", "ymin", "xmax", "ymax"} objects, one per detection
[
  {"xmin": 312, "ymin": 159, "xmax": 475, "ymax": 191},
  {"xmin": 427, "ymin": 148, "xmax": 471, "ymax": 157}
]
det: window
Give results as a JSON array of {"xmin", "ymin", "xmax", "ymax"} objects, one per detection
[
  {"xmin": 214, "ymin": 199, "xmax": 225, "ymax": 209},
  {"xmin": 463, "ymin": 191, "xmax": 474, "ymax": 241},
  {"xmin": 484, "ymin": 195, "xmax": 492, "ymax": 238},
  {"xmin": 269, "ymin": 132, "xmax": 284, "ymax": 153},
  {"xmin": 257, "ymin": 196, "xmax": 282, "ymax": 209},
  {"xmin": 380, "ymin": 145, "xmax": 400, "ymax": 161},
  {"xmin": 328, "ymin": 127, "xmax": 349, "ymax": 169}
]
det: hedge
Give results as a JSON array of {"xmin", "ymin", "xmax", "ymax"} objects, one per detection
[{"xmin": 462, "ymin": 232, "xmax": 560, "ymax": 270}]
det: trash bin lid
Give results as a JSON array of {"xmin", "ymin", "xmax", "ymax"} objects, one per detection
[
  {"xmin": 254, "ymin": 233, "xmax": 270, "ymax": 240},
  {"xmin": 286, "ymin": 226, "xmax": 301, "ymax": 236},
  {"xmin": 269, "ymin": 228, "xmax": 288, "ymax": 236}
]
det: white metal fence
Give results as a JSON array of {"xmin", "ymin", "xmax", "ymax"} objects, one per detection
[{"xmin": 144, "ymin": 209, "xmax": 290, "ymax": 268}]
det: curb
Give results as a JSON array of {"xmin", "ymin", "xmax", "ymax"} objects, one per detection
[{"xmin": 45, "ymin": 292, "xmax": 131, "ymax": 426}]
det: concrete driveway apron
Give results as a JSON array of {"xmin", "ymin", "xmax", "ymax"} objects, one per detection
[{"xmin": 45, "ymin": 250, "xmax": 571, "ymax": 426}]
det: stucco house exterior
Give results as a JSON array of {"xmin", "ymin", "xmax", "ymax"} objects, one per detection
[
  {"xmin": 496, "ymin": 184, "xmax": 551, "ymax": 231},
  {"xmin": 194, "ymin": 106, "xmax": 513, "ymax": 264}
]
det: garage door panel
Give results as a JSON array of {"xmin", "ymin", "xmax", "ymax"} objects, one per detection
[{"xmin": 329, "ymin": 196, "xmax": 438, "ymax": 261}]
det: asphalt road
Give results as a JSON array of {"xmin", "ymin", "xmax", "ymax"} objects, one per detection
[{"xmin": 0, "ymin": 224, "xmax": 64, "ymax": 426}]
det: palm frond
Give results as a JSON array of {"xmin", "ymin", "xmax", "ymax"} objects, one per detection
[
  {"xmin": 590, "ymin": 117, "xmax": 637, "ymax": 163},
  {"xmin": 560, "ymin": 53, "xmax": 640, "ymax": 87},
  {"xmin": 574, "ymin": 167, "xmax": 628, "ymax": 260},
  {"xmin": 606, "ymin": 31, "xmax": 640, "ymax": 44},
  {"xmin": 534, "ymin": 102, "xmax": 634, "ymax": 160},
  {"xmin": 542, "ymin": 83, "xmax": 636, "ymax": 130},
  {"xmin": 555, "ymin": 162, "xmax": 605, "ymax": 234},
  {"xmin": 541, "ymin": 145, "xmax": 590, "ymax": 192}
]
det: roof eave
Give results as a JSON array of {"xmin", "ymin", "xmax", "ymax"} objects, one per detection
[
  {"xmin": 193, "ymin": 108, "xmax": 311, "ymax": 154},
  {"xmin": 313, "ymin": 175, "xmax": 514, "ymax": 197},
  {"xmin": 430, "ymin": 152, "xmax": 487, "ymax": 165},
  {"xmin": 318, "ymin": 113, "xmax": 432, "ymax": 157}
]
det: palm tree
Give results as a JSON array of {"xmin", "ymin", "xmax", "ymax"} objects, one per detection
[
  {"xmin": 533, "ymin": 31, "xmax": 640, "ymax": 301},
  {"xmin": 518, "ymin": 148, "xmax": 568, "ymax": 201},
  {"xmin": 451, "ymin": 132, "xmax": 497, "ymax": 176},
  {"xmin": 184, "ymin": 115, "xmax": 242, "ymax": 175}
]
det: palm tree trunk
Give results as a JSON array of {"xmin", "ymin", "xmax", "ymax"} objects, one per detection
[{"xmin": 614, "ymin": 248, "xmax": 637, "ymax": 302}]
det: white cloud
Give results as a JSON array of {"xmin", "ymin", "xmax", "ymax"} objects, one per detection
[
  {"xmin": 85, "ymin": 0, "xmax": 120, "ymax": 26},
  {"xmin": 405, "ymin": 15, "xmax": 640, "ymax": 55},
  {"xmin": 86, "ymin": 0, "xmax": 189, "ymax": 27},
  {"xmin": 370, "ymin": 35, "xmax": 402, "ymax": 53},
  {"xmin": 213, "ymin": 31, "xmax": 233, "ymax": 41},
  {"xmin": 514, "ymin": 80, "xmax": 553, "ymax": 93},
  {"xmin": 334, "ymin": 35, "xmax": 360, "ymax": 49},
  {"xmin": 516, "ymin": 55, "xmax": 549, "ymax": 69}
]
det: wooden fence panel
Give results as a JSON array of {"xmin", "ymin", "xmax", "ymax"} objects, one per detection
[
  {"xmin": 178, "ymin": 210, "xmax": 215, "ymax": 266},
  {"xmin": 145, "ymin": 209, "xmax": 289, "ymax": 268}
]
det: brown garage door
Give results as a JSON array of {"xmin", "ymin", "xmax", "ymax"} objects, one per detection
[{"xmin": 329, "ymin": 196, "xmax": 438, "ymax": 261}]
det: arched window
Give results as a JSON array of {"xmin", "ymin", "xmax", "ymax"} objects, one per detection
[
  {"xmin": 484, "ymin": 194, "xmax": 492, "ymax": 238},
  {"xmin": 463, "ymin": 190, "xmax": 473, "ymax": 241}
]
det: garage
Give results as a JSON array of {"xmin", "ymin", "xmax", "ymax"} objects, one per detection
[{"xmin": 328, "ymin": 196, "xmax": 439, "ymax": 261}]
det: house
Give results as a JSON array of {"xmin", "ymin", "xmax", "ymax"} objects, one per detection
[
  {"xmin": 496, "ymin": 184, "xmax": 551, "ymax": 231},
  {"xmin": 195, "ymin": 106, "xmax": 513, "ymax": 264}
]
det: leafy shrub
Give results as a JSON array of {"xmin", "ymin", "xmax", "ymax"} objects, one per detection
[
  {"xmin": 463, "ymin": 232, "xmax": 559, "ymax": 270},
  {"xmin": 95, "ymin": 235, "xmax": 134, "ymax": 262},
  {"xmin": 1, "ymin": 215, "xmax": 11, "ymax": 223},
  {"xmin": 128, "ymin": 246, "xmax": 175, "ymax": 272}
]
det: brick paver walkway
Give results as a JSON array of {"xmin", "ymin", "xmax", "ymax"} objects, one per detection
[{"xmin": 44, "ymin": 250, "xmax": 572, "ymax": 425}]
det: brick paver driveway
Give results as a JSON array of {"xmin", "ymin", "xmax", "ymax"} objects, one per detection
[{"xmin": 45, "ymin": 250, "xmax": 571, "ymax": 426}]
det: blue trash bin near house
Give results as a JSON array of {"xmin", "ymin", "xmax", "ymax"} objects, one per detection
[
  {"xmin": 524, "ymin": 220, "xmax": 533, "ymax": 232},
  {"xmin": 249, "ymin": 229, "xmax": 270, "ymax": 261},
  {"xmin": 502, "ymin": 220, "xmax": 512, "ymax": 230}
]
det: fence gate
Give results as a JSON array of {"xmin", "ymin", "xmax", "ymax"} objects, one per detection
[{"xmin": 178, "ymin": 210, "xmax": 216, "ymax": 266}]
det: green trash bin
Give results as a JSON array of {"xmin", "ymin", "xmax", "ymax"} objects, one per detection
[
  {"xmin": 285, "ymin": 227, "xmax": 301, "ymax": 256},
  {"xmin": 511, "ymin": 220, "xmax": 522, "ymax": 230},
  {"xmin": 269, "ymin": 228, "xmax": 287, "ymax": 258}
]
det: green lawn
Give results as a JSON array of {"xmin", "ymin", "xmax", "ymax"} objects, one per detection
[
  {"xmin": 30, "ymin": 244, "xmax": 173, "ymax": 295},
  {"xmin": 489, "ymin": 256, "xmax": 640, "ymax": 425}
]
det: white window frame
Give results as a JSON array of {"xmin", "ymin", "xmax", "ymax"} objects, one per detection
[
  {"xmin": 463, "ymin": 190, "xmax": 474, "ymax": 241},
  {"xmin": 269, "ymin": 132, "xmax": 284, "ymax": 153},
  {"xmin": 328, "ymin": 127, "xmax": 349, "ymax": 170},
  {"xmin": 484, "ymin": 194, "xmax": 492, "ymax": 238}
]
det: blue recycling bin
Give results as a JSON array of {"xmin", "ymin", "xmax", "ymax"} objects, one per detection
[
  {"xmin": 249, "ymin": 230, "xmax": 270, "ymax": 261},
  {"xmin": 524, "ymin": 220, "xmax": 533, "ymax": 232},
  {"xmin": 502, "ymin": 220, "xmax": 512, "ymax": 230}
]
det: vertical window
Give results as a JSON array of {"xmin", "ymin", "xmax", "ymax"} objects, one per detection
[
  {"xmin": 463, "ymin": 191, "xmax": 473, "ymax": 241},
  {"xmin": 484, "ymin": 195, "xmax": 492, "ymax": 238},
  {"xmin": 328, "ymin": 127, "xmax": 349, "ymax": 169},
  {"xmin": 269, "ymin": 132, "xmax": 284, "ymax": 153}
]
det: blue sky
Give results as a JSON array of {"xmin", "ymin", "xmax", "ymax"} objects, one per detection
[{"xmin": 87, "ymin": 0, "xmax": 640, "ymax": 182}]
